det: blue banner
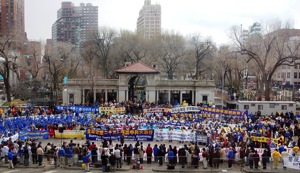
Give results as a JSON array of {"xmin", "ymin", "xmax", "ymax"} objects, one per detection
[
  {"xmin": 19, "ymin": 130, "xmax": 49, "ymax": 140},
  {"xmin": 56, "ymin": 106, "xmax": 99, "ymax": 113},
  {"xmin": 86, "ymin": 129, "xmax": 154, "ymax": 141}
]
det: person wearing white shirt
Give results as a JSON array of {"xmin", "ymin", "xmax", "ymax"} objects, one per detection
[
  {"xmin": 2, "ymin": 145, "xmax": 9, "ymax": 163},
  {"xmin": 114, "ymin": 145, "xmax": 121, "ymax": 168}
]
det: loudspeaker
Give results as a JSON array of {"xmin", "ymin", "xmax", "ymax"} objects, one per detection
[{"xmin": 59, "ymin": 127, "xmax": 64, "ymax": 133}]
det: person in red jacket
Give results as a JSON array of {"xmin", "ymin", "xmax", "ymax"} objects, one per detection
[{"xmin": 146, "ymin": 144, "xmax": 153, "ymax": 164}]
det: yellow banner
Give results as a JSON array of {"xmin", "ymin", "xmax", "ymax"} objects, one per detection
[
  {"xmin": 55, "ymin": 130, "xmax": 85, "ymax": 139},
  {"xmin": 99, "ymin": 107, "xmax": 125, "ymax": 114},
  {"xmin": 250, "ymin": 136, "xmax": 280, "ymax": 144}
]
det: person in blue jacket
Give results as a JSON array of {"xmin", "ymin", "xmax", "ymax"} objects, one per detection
[
  {"xmin": 8, "ymin": 149, "xmax": 14, "ymax": 169},
  {"xmin": 167, "ymin": 149, "xmax": 174, "ymax": 166},
  {"xmin": 66, "ymin": 147, "xmax": 73, "ymax": 166},
  {"xmin": 83, "ymin": 151, "xmax": 91, "ymax": 172},
  {"xmin": 58, "ymin": 147, "xmax": 66, "ymax": 168},
  {"xmin": 227, "ymin": 147, "xmax": 234, "ymax": 169}
]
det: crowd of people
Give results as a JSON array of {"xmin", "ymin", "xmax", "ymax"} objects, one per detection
[{"xmin": 0, "ymin": 102, "xmax": 300, "ymax": 171}]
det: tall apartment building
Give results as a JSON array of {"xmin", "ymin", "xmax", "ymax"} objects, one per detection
[
  {"xmin": 137, "ymin": 0, "xmax": 161, "ymax": 38},
  {"xmin": 0, "ymin": 0, "xmax": 26, "ymax": 48},
  {"xmin": 52, "ymin": 2, "xmax": 98, "ymax": 50}
]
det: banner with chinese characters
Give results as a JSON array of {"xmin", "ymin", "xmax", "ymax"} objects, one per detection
[
  {"xmin": 85, "ymin": 129, "xmax": 154, "ymax": 141},
  {"xmin": 154, "ymin": 129, "xmax": 207, "ymax": 143},
  {"xmin": 19, "ymin": 130, "xmax": 48, "ymax": 140},
  {"xmin": 56, "ymin": 106, "xmax": 99, "ymax": 113},
  {"xmin": 99, "ymin": 107, "xmax": 126, "ymax": 114},
  {"xmin": 283, "ymin": 156, "xmax": 300, "ymax": 170},
  {"xmin": 250, "ymin": 136, "xmax": 280, "ymax": 144}
]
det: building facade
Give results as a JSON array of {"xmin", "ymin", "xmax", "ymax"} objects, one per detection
[
  {"xmin": 137, "ymin": 0, "xmax": 161, "ymax": 38},
  {"xmin": 0, "ymin": 0, "xmax": 25, "ymax": 40},
  {"xmin": 52, "ymin": 2, "xmax": 98, "ymax": 50},
  {"xmin": 63, "ymin": 61, "xmax": 215, "ymax": 106}
]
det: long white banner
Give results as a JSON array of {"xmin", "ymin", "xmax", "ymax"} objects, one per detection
[{"xmin": 154, "ymin": 129, "xmax": 207, "ymax": 143}]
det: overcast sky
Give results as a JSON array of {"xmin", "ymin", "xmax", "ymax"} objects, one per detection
[{"xmin": 25, "ymin": 0, "xmax": 300, "ymax": 45}]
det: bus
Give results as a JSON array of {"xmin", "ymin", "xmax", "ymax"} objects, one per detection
[{"xmin": 226, "ymin": 100, "xmax": 296, "ymax": 115}]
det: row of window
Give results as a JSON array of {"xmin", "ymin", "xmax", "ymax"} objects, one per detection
[
  {"xmin": 243, "ymin": 103, "xmax": 293, "ymax": 110},
  {"xmin": 277, "ymin": 72, "xmax": 300, "ymax": 79}
]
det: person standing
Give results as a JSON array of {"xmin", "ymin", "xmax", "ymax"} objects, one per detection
[
  {"xmin": 7, "ymin": 149, "xmax": 14, "ymax": 169},
  {"xmin": 281, "ymin": 148, "xmax": 288, "ymax": 169},
  {"xmin": 272, "ymin": 149, "xmax": 282, "ymax": 169},
  {"xmin": 248, "ymin": 149, "xmax": 254, "ymax": 169},
  {"xmin": 83, "ymin": 151, "xmax": 91, "ymax": 172},
  {"xmin": 72, "ymin": 144, "xmax": 80, "ymax": 166},
  {"xmin": 37, "ymin": 145, "xmax": 44, "ymax": 166},
  {"xmin": 239, "ymin": 146, "xmax": 246, "ymax": 168},
  {"xmin": 202, "ymin": 148, "xmax": 208, "ymax": 169},
  {"xmin": 114, "ymin": 145, "xmax": 122, "ymax": 168},
  {"xmin": 227, "ymin": 147, "xmax": 234, "ymax": 169},
  {"xmin": 58, "ymin": 147, "xmax": 66, "ymax": 168},
  {"xmin": 261, "ymin": 149, "xmax": 269, "ymax": 169},
  {"xmin": 31, "ymin": 143, "xmax": 37, "ymax": 164},
  {"xmin": 23, "ymin": 144, "xmax": 29, "ymax": 166},
  {"xmin": 127, "ymin": 144, "xmax": 133, "ymax": 165},
  {"xmin": 138, "ymin": 146, "xmax": 144, "ymax": 164},
  {"xmin": 253, "ymin": 150, "xmax": 259, "ymax": 169},
  {"xmin": 146, "ymin": 144, "xmax": 153, "ymax": 164},
  {"xmin": 213, "ymin": 148, "xmax": 220, "ymax": 169}
]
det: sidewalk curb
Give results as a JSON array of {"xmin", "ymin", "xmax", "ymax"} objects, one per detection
[
  {"xmin": 152, "ymin": 168, "xmax": 220, "ymax": 172},
  {"xmin": 0, "ymin": 164, "xmax": 45, "ymax": 169},
  {"xmin": 242, "ymin": 168, "xmax": 300, "ymax": 173},
  {"xmin": 0, "ymin": 164, "xmax": 131, "ymax": 171}
]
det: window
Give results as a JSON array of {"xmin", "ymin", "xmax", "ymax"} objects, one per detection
[
  {"xmin": 281, "ymin": 105, "xmax": 287, "ymax": 110},
  {"xmin": 244, "ymin": 105, "xmax": 249, "ymax": 110},
  {"xmin": 295, "ymin": 64, "xmax": 298, "ymax": 69},
  {"xmin": 287, "ymin": 72, "xmax": 290, "ymax": 78},
  {"xmin": 251, "ymin": 103, "xmax": 255, "ymax": 107},
  {"xmin": 289, "ymin": 103, "xmax": 293, "ymax": 107},
  {"xmin": 281, "ymin": 73, "xmax": 286, "ymax": 79},
  {"xmin": 295, "ymin": 72, "xmax": 298, "ymax": 79},
  {"xmin": 258, "ymin": 105, "xmax": 263, "ymax": 110},
  {"xmin": 270, "ymin": 103, "xmax": 275, "ymax": 108}
]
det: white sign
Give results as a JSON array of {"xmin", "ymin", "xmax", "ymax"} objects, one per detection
[{"xmin": 283, "ymin": 156, "xmax": 300, "ymax": 170}]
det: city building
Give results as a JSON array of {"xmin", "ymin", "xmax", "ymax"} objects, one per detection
[
  {"xmin": 0, "ymin": 0, "xmax": 27, "ymax": 88},
  {"xmin": 52, "ymin": 2, "xmax": 98, "ymax": 50},
  {"xmin": 0, "ymin": 0, "xmax": 26, "ymax": 42},
  {"xmin": 137, "ymin": 0, "xmax": 161, "ymax": 38},
  {"xmin": 249, "ymin": 22, "xmax": 261, "ymax": 35},
  {"xmin": 63, "ymin": 61, "xmax": 215, "ymax": 105}
]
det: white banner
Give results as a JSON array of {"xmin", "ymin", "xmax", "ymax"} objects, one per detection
[
  {"xmin": 154, "ymin": 129, "xmax": 207, "ymax": 143},
  {"xmin": 283, "ymin": 156, "xmax": 300, "ymax": 170}
]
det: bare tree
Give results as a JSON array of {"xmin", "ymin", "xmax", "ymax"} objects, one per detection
[
  {"xmin": 229, "ymin": 20, "xmax": 300, "ymax": 100},
  {"xmin": 0, "ymin": 36, "xmax": 20, "ymax": 102},
  {"xmin": 43, "ymin": 42, "xmax": 72, "ymax": 92},
  {"xmin": 188, "ymin": 34, "xmax": 216, "ymax": 80},
  {"xmin": 116, "ymin": 30, "xmax": 149, "ymax": 62},
  {"xmin": 89, "ymin": 27, "xmax": 117, "ymax": 78},
  {"xmin": 157, "ymin": 31, "xmax": 187, "ymax": 79}
]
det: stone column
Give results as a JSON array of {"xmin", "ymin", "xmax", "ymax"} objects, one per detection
[
  {"xmin": 168, "ymin": 90, "xmax": 171, "ymax": 105},
  {"xmin": 180, "ymin": 91, "xmax": 182, "ymax": 104},
  {"xmin": 192, "ymin": 90, "xmax": 195, "ymax": 105},
  {"xmin": 82, "ymin": 89, "xmax": 85, "ymax": 104},
  {"xmin": 105, "ymin": 89, "xmax": 108, "ymax": 102}
]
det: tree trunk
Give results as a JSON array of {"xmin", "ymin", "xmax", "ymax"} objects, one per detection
[
  {"xmin": 264, "ymin": 77, "xmax": 272, "ymax": 101},
  {"xmin": 4, "ymin": 78, "xmax": 11, "ymax": 102}
]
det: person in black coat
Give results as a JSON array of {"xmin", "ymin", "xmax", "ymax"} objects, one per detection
[{"xmin": 261, "ymin": 149, "xmax": 269, "ymax": 169}]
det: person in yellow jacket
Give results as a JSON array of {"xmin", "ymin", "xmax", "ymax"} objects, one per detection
[{"xmin": 272, "ymin": 149, "xmax": 282, "ymax": 169}]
